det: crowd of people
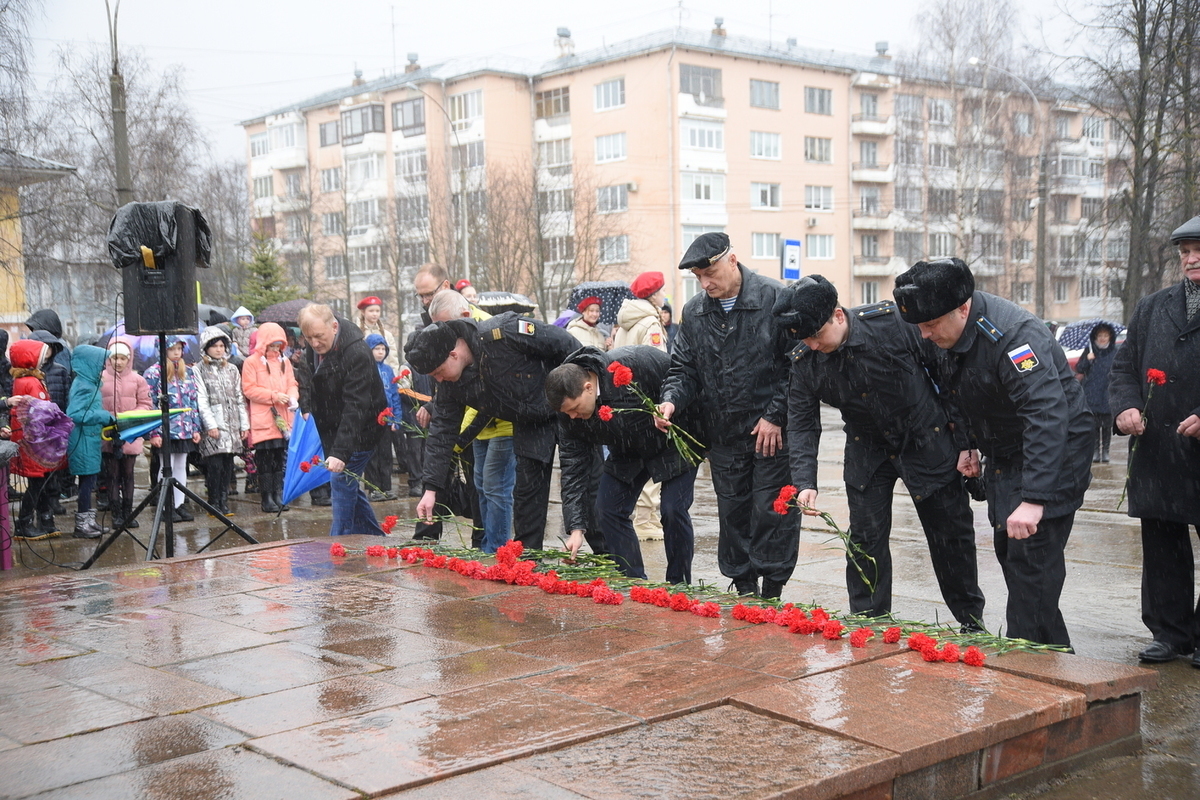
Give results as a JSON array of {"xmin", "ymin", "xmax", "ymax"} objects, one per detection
[{"xmin": 3, "ymin": 219, "xmax": 1198, "ymax": 665}]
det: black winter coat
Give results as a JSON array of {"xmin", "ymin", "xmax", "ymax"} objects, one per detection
[
  {"xmin": 304, "ymin": 316, "xmax": 388, "ymax": 463},
  {"xmin": 422, "ymin": 313, "xmax": 578, "ymax": 491},
  {"xmin": 934, "ymin": 291, "xmax": 1093, "ymax": 515},
  {"xmin": 0, "ymin": 329, "xmax": 12, "ymax": 398},
  {"xmin": 788, "ymin": 301, "xmax": 960, "ymax": 500},
  {"xmin": 661, "ymin": 265, "xmax": 794, "ymax": 445},
  {"xmin": 557, "ymin": 346, "xmax": 706, "ymax": 532},
  {"xmin": 1074, "ymin": 336, "xmax": 1118, "ymax": 415},
  {"xmin": 1108, "ymin": 280, "xmax": 1200, "ymax": 523}
]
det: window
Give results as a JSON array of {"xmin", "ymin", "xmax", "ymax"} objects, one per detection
[
  {"xmin": 340, "ymin": 105, "xmax": 385, "ymax": 145},
  {"xmin": 1054, "ymin": 280, "xmax": 1070, "ymax": 303},
  {"xmin": 861, "ymin": 281, "xmax": 880, "ymax": 304},
  {"xmin": 597, "ymin": 184, "xmax": 629, "ymax": 213},
  {"xmin": 895, "ymin": 93, "xmax": 923, "ymax": 119},
  {"xmin": 682, "ymin": 120, "xmax": 724, "ymax": 150},
  {"xmin": 859, "ymin": 140, "xmax": 878, "ymax": 167},
  {"xmin": 285, "ymin": 215, "xmax": 304, "ymax": 241},
  {"xmin": 1015, "ymin": 282, "xmax": 1032, "ymax": 304},
  {"xmin": 1088, "ymin": 159, "xmax": 1105, "ymax": 179},
  {"xmin": 1081, "ymin": 197, "xmax": 1103, "ymax": 221},
  {"xmin": 895, "ymin": 186, "xmax": 922, "ymax": 211},
  {"xmin": 268, "ymin": 124, "xmax": 298, "ymax": 150},
  {"xmin": 1011, "ymin": 196, "xmax": 1033, "ymax": 221},
  {"xmin": 322, "ymin": 212, "xmax": 344, "ymax": 236},
  {"xmin": 752, "ymin": 232, "xmax": 780, "ymax": 259},
  {"xmin": 983, "ymin": 149, "xmax": 1005, "ymax": 173},
  {"xmin": 804, "ymin": 136, "xmax": 831, "ymax": 163},
  {"xmin": 929, "ymin": 232, "xmax": 955, "ymax": 257},
  {"xmin": 895, "ymin": 231, "xmax": 923, "ymax": 262},
  {"xmin": 319, "ymin": 121, "xmax": 339, "ymax": 147},
  {"xmin": 1081, "ymin": 276, "xmax": 1102, "ymax": 298},
  {"xmin": 1012, "ymin": 238, "xmax": 1032, "ymax": 261},
  {"xmin": 979, "ymin": 190, "xmax": 1004, "ymax": 222},
  {"xmin": 1059, "ymin": 156, "xmax": 1086, "ymax": 177},
  {"xmin": 283, "ymin": 170, "xmax": 304, "ymax": 198},
  {"xmin": 544, "ymin": 236, "xmax": 575, "ymax": 265},
  {"xmin": 928, "ymin": 188, "xmax": 956, "ymax": 217},
  {"xmin": 396, "ymin": 148, "xmax": 427, "ymax": 183},
  {"xmin": 538, "ymin": 138, "xmax": 572, "ymax": 174},
  {"xmin": 804, "ymin": 87, "xmax": 832, "ymax": 115},
  {"xmin": 537, "ymin": 188, "xmax": 573, "ymax": 215},
  {"xmin": 861, "ymin": 234, "xmax": 879, "ymax": 257},
  {"xmin": 1014, "ymin": 156, "xmax": 1035, "ymax": 179},
  {"xmin": 599, "ymin": 234, "xmax": 629, "ymax": 264},
  {"xmin": 860, "ymin": 93, "xmax": 879, "ymax": 118},
  {"xmin": 750, "ymin": 79, "xmax": 780, "ymax": 109},
  {"xmin": 396, "ymin": 195, "xmax": 429, "ymax": 229},
  {"xmin": 1053, "ymin": 195, "xmax": 1072, "ymax": 223},
  {"xmin": 349, "ymin": 245, "xmax": 383, "ymax": 273},
  {"xmin": 751, "ymin": 182, "xmax": 781, "ymax": 209},
  {"xmin": 979, "ymin": 233, "xmax": 1004, "ymax": 259},
  {"xmin": 594, "ymin": 78, "xmax": 625, "ymax": 110},
  {"xmin": 347, "ymin": 199, "xmax": 381, "ymax": 233},
  {"xmin": 345, "ymin": 153, "xmax": 383, "ymax": 186},
  {"xmin": 859, "ymin": 186, "xmax": 881, "ymax": 215},
  {"xmin": 1107, "ymin": 237, "xmax": 1129, "ymax": 260},
  {"xmin": 392, "ymin": 98, "xmax": 425, "ymax": 137},
  {"xmin": 1013, "ymin": 112, "xmax": 1033, "ymax": 137},
  {"xmin": 929, "ymin": 144, "xmax": 956, "ymax": 169},
  {"xmin": 252, "ymin": 175, "xmax": 272, "ymax": 199},
  {"xmin": 1082, "ymin": 116, "xmax": 1104, "ymax": 143},
  {"xmin": 452, "ymin": 190, "xmax": 487, "ymax": 221},
  {"xmin": 399, "ymin": 240, "xmax": 429, "ymax": 268},
  {"xmin": 535, "ymin": 87, "xmax": 570, "ymax": 118},
  {"xmin": 928, "ymin": 98, "xmax": 953, "ymax": 125},
  {"xmin": 751, "ymin": 131, "xmax": 781, "ymax": 159},
  {"xmin": 895, "ymin": 140, "xmax": 922, "ymax": 165},
  {"xmin": 683, "ymin": 172, "xmax": 725, "ymax": 202},
  {"xmin": 682, "ymin": 225, "xmax": 725, "ymax": 250},
  {"xmin": 451, "ymin": 141, "xmax": 486, "ymax": 170},
  {"xmin": 680, "ymin": 64, "xmax": 722, "ymax": 106},
  {"xmin": 595, "ymin": 132, "xmax": 627, "ymax": 163},
  {"xmin": 250, "ymin": 133, "xmax": 269, "ymax": 158},
  {"xmin": 805, "ymin": 185, "xmax": 833, "ymax": 212},
  {"xmin": 806, "ymin": 234, "xmax": 834, "ymax": 259},
  {"xmin": 1054, "ymin": 115, "xmax": 1071, "ymax": 139},
  {"xmin": 448, "ymin": 90, "xmax": 483, "ymax": 129},
  {"xmin": 325, "ymin": 254, "xmax": 346, "ymax": 278},
  {"xmin": 319, "ymin": 167, "xmax": 342, "ymax": 193}
]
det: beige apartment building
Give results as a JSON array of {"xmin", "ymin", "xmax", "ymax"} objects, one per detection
[{"xmin": 242, "ymin": 23, "xmax": 1127, "ymax": 329}]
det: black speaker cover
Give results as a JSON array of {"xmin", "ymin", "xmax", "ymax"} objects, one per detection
[{"xmin": 108, "ymin": 201, "xmax": 211, "ymax": 335}]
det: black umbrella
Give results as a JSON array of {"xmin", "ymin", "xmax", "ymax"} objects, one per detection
[
  {"xmin": 474, "ymin": 291, "xmax": 538, "ymax": 316},
  {"xmin": 1057, "ymin": 318, "xmax": 1125, "ymax": 351},
  {"xmin": 255, "ymin": 298, "xmax": 314, "ymax": 325},
  {"xmin": 567, "ymin": 281, "xmax": 635, "ymax": 326},
  {"xmin": 198, "ymin": 303, "xmax": 235, "ymax": 327}
]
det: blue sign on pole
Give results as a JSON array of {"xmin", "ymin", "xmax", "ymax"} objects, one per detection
[{"xmin": 781, "ymin": 238, "xmax": 802, "ymax": 281}]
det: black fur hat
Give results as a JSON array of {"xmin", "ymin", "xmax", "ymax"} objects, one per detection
[
  {"xmin": 772, "ymin": 275, "xmax": 839, "ymax": 339},
  {"xmin": 404, "ymin": 322, "xmax": 461, "ymax": 374},
  {"xmin": 893, "ymin": 258, "xmax": 975, "ymax": 324}
]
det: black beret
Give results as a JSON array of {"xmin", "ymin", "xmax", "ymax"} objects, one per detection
[
  {"xmin": 404, "ymin": 322, "xmax": 460, "ymax": 374},
  {"xmin": 772, "ymin": 275, "xmax": 839, "ymax": 339},
  {"xmin": 893, "ymin": 259, "xmax": 975, "ymax": 324},
  {"xmin": 678, "ymin": 232, "xmax": 732, "ymax": 270},
  {"xmin": 1170, "ymin": 215, "xmax": 1200, "ymax": 244}
]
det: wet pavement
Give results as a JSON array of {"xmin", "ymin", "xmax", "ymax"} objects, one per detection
[{"xmin": 0, "ymin": 408, "xmax": 1196, "ymax": 799}]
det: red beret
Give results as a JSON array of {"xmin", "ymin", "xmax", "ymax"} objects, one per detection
[
  {"xmin": 576, "ymin": 296, "xmax": 602, "ymax": 312},
  {"xmin": 455, "ymin": 279, "xmax": 472, "ymax": 291},
  {"xmin": 356, "ymin": 295, "xmax": 383, "ymax": 310},
  {"xmin": 630, "ymin": 271, "xmax": 665, "ymax": 299}
]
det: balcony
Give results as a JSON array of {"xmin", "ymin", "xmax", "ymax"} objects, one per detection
[
  {"xmin": 852, "ymin": 256, "xmax": 908, "ymax": 277},
  {"xmin": 853, "ymin": 255, "xmax": 890, "ymax": 266},
  {"xmin": 851, "ymin": 114, "xmax": 896, "ymax": 136},
  {"xmin": 851, "ymin": 162, "xmax": 894, "ymax": 183},
  {"xmin": 852, "ymin": 209, "xmax": 896, "ymax": 230}
]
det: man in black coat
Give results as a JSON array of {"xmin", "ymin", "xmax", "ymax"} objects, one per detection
[
  {"xmin": 893, "ymin": 259, "xmax": 1093, "ymax": 647},
  {"xmin": 547, "ymin": 345, "xmax": 703, "ymax": 584},
  {"xmin": 298, "ymin": 304, "xmax": 387, "ymax": 536},
  {"xmin": 774, "ymin": 275, "xmax": 985, "ymax": 628},
  {"xmin": 405, "ymin": 312, "xmax": 578, "ymax": 549},
  {"xmin": 1110, "ymin": 215, "xmax": 1200, "ymax": 666},
  {"xmin": 656, "ymin": 233, "xmax": 798, "ymax": 598}
]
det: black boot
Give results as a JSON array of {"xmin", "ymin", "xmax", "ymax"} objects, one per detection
[
  {"xmin": 38, "ymin": 513, "xmax": 60, "ymax": 535},
  {"xmin": 310, "ymin": 483, "xmax": 332, "ymax": 506},
  {"xmin": 760, "ymin": 579, "xmax": 785, "ymax": 600},
  {"xmin": 245, "ymin": 472, "xmax": 259, "ymax": 495},
  {"xmin": 732, "ymin": 578, "xmax": 759, "ymax": 596},
  {"xmin": 118, "ymin": 500, "xmax": 139, "ymax": 529},
  {"xmin": 96, "ymin": 489, "xmax": 110, "ymax": 512},
  {"xmin": 260, "ymin": 472, "xmax": 281, "ymax": 513}
]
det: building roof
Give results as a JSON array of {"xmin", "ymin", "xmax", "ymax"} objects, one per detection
[{"xmin": 0, "ymin": 150, "xmax": 77, "ymax": 188}]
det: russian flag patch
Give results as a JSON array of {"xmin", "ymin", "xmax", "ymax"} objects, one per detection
[{"xmin": 1007, "ymin": 343, "xmax": 1039, "ymax": 372}]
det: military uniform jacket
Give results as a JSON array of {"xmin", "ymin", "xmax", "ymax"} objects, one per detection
[
  {"xmin": 937, "ymin": 291, "xmax": 1093, "ymax": 515},
  {"xmin": 557, "ymin": 346, "xmax": 705, "ymax": 532},
  {"xmin": 422, "ymin": 313, "xmax": 578, "ymax": 491},
  {"xmin": 661, "ymin": 265, "xmax": 793, "ymax": 445},
  {"xmin": 787, "ymin": 302, "xmax": 960, "ymax": 500},
  {"xmin": 1108, "ymin": 280, "xmax": 1200, "ymax": 523}
]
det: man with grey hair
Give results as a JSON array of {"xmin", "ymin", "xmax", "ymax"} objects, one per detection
[
  {"xmin": 298, "ymin": 303, "xmax": 388, "ymax": 536},
  {"xmin": 428, "ymin": 289, "xmax": 471, "ymax": 321}
]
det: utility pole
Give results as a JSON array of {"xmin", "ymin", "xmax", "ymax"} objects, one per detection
[{"xmin": 105, "ymin": 0, "xmax": 133, "ymax": 208}]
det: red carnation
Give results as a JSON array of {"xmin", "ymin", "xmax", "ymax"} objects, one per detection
[
  {"xmin": 849, "ymin": 627, "xmax": 873, "ymax": 648},
  {"xmin": 921, "ymin": 645, "xmax": 942, "ymax": 662},
  {"xmin": 382, "ymin": 515, "xmax": 398, "ymax": 534},
  {"xmin": 386, "ymin": 547, "xmax": 399, "ymax": 558},
  {"xmin": 810, "ymin": 607, "xmax": 829, "ymax": 623},
  {"xmin": 963, "ymin": 646, "xmax": 986, "ymax": 667},
  {"xmin": 821, "ymin": 620, "xmax": 845, "ymax": 639},
  {"xmin": 1146, "ymin": 368, "xmax": 1167, "ymax": 386},
  {"xmin": 311, "ymin": 455, "xmax": 322, "ymax": 466},
  {"xmin": 691, "ymin": 601, "xmax": 721, "ymax": 618},
  {"xmin": 772, "ymin": 498, "xmax": 790, "ymax": 515},
  {"xmin": 940, "ymin": 642, "xmax": 961, "ymax": 663},
  {"xmin": 365, "ymin": 544, "xmax": 386, "ymax": 557},
  {"xmin": 669, "ymin": 592, "xmax": 695, "ymax": 612},
  {"xmin": 329, "ymin": 542, "xmax": 347, "ymax": 557},
  {"xmin": 299, "ymin": 461, "xmax": 311, "ymax": 473},
  {"xmin": 791, "ymin": 618, "xmax": 819, "ymax": 635},
  {"xmin": 376, "ymin": 409, "xmax": 390, "ymax": 426},
  {"xmin": 883, "ymin": 626, "xmax": 902, "ymax": 644},
  {"xmin": 607, "ymin": 361, "xmax": 634, "ymax": 387},
  {"xmin": 597, "ymin": 405, "xmax": 614, "ymax": 422}
]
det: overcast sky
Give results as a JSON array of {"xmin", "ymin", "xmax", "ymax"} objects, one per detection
[{"xmin": 28, "ymin": 0, "xmax": 1076, "ymax": 161}]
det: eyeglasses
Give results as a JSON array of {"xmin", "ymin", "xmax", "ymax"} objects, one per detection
[{"xmin": 415, "ymin": 289, "xmax": 439, "ymax": 300}]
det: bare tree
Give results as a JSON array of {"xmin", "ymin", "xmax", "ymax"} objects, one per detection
[
  {"xmin": 197, "ymin": 158, "xmax": 251, "ymax": 307},
  {"xmin": 0, "ymin": 0, "xmax": 41, "ymax": 149}
]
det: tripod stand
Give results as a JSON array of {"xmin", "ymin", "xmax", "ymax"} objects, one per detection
[{"xmin": 81, "ymin": 332, "xmax": 257, "ymax": 569}]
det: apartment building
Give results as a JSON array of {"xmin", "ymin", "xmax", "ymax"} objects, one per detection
[{"xmin": 242, "ymin": 22, "xmax": 1127, "ymax": 328}]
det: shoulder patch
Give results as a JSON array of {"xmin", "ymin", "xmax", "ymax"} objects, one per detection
[
  {"xmin": 516, "ymin": 319, "xmax": 537, "ymax": 336},
  {"xmin": 490, "ymin": 328, "xmax": 503, "ymax": 341},
  {"xmin": 855, "ymin": 300, "xmax": 895, "ymax": 319},
  {"xmin": 650, "ymin": 332, "xmax": 662, "ymax": 345},
  {"xmin": 975, "ymin": 315, "xmax": 1003, "ymax": 342},
  {"xmin": 1007, "ymin": 343, "xmax": 1039, "ymax": 373}
]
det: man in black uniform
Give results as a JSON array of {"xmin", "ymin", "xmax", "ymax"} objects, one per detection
[
  {"xmin": 404, "ymin": 312, "xmax": 578, "ymax": 549},
  {"xmin": 656, "ymin": 232, "xmax": 798, "ymax": 598},
  {"xmin": 546, "ymin": 345, "xmax": 703, "ymax": 584},
  {"xmin": 893, "ymin": 259, "xmax": 1092, "ymax": 647},
  {"xmin": 774, "ymin": 275, "xmax": 985, "ymax": 627}
]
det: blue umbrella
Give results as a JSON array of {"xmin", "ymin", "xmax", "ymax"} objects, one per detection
[
  {"xmin": 282, "ymin": 410, "xmax": 331, "ymax": 506},
  {"xmin": 102, "ymin": 408, "xmax": 192, "ymax": 443}
]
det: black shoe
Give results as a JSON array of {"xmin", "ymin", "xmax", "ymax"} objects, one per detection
[
  {"xmin": 173, "ymin": 504, "xmax": 194, "ymax": 522},
  {"xmin": 50, "ymin": 499, "xmax": 67, "ymax": 515},
  {"xmin": 1138, "ymin": 640, "xmax": 1182, "ymax": 663},
  {"xmin": 960, "ymin": 622, "xmax": 986, "ymax": 635},
  {"xmin": 38, "ymin": 514, "xmax": 59, "ymax": 534},
  {"xmin": 731, "ymin": 578, "xmax": 759, "ymax": 597},
  {"xmin": 408, "ymin": 486, "xmax": 423, "ymax": 498},
  {"xmin": 760, "ymin": 579, "xmax": 785, "ymax": 600}
]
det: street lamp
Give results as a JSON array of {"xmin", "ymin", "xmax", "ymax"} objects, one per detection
[{"xmin": 968, "ymin": 57, "xmax": 1049, "ymax": 319}]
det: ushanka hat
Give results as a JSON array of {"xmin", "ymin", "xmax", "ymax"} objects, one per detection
[
  {"xmin": 404, "ymin": 320, "xmax": 474, "ymax": 374},
  {"xmin": 893, "ymin": 258, "xmax": 975, "ymax": 324},
  {"xmin": 772, "ymin": 275, "xmax": 839, "ymax": 339},
  {"xmin": 678, "ymin": 232, "xmax": 732, "ymax": 270},
  {"xmin": 1169, "ymin": 215, "xmax": 1200, "ymax": 244}
]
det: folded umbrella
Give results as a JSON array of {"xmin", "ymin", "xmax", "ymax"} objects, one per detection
[
  {"xmin": 282, "ymin": 409, "xmax": 331, "ymax": 506},
  {"xmin": 102, "ymin": 408, "xmax": 192, "ymax": 443}
]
